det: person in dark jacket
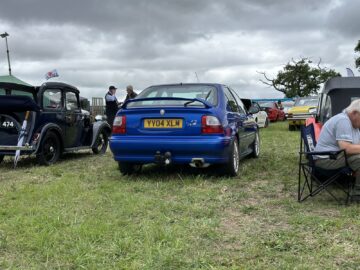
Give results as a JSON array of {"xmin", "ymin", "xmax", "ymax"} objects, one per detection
[
  {"xmin": 105, "ymin": 85, "xmax": 119, "ymax": 127},
  {"xmin": 124, "ymin": 85, "xmax": 137, "ymax": 102}
]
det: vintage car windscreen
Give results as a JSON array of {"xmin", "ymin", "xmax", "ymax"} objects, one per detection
[
  {"xmin": 127, "ymin": 85, "xmax": 218, "ymax": 108},
  {"xmin": 295, "ymin": 97, "xmax": 318, "ymax": 106},
  {"xmin": 43, "ymin": 89, "xmax": 62, "ymax": 110},
  {"xmin": 66, "ymin": 92, "xmax": 79, "ymax": 111}
]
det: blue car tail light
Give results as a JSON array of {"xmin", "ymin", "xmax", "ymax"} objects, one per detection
[
  {"xmin": 112, "ymin": 116, "xmax": 126, "ymax": 134},
  {"xmin": 201, "ymin": 115, "xmax": 223, "ymax": 134}
]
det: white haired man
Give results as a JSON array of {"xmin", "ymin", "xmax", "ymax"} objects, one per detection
[
  {"xmin": 315, "ymin": 99, "xmax": 360, "ymax": 195},
  {"xmin": 124, "ymin": 85, "xmax": 137, "ymax": 102}
]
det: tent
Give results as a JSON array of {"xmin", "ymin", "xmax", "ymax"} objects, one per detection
[{"xmin": 0, "ymin": 75, "xmax": 34, "ymax": 90}]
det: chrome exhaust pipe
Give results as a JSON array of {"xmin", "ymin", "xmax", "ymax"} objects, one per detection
[{"xmin": 190, "ymin": 158, "xmax": 210, "ymax": 168}]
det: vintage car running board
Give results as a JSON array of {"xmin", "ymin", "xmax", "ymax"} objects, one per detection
[{"xmin": 0, "ymin": 145, "xmax": 35, "ymax": 151}]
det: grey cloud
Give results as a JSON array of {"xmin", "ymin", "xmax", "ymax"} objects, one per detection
[
  {"xmin": 327, "ymin": 1, "xmax": 360, "ymax": 37},
  {"xmin": 0, "ymin": 0, "xmax": 339, "ymax": 44},
  {"xmin": 0, "ymin": 0, "xmax": 359, "ymax": 101}
]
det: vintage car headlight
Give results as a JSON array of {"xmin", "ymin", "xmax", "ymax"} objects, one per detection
[{"xmin": 308, "ymin": 108, "xmax": 317, "ymax": 114}]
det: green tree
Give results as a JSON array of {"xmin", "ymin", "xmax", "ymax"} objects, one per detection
[
  {"xmin": 355, "ymin": 40, "xmax": 360, "ymax": 70},
  {"xmin": 259, "ymin": 58, "xmax": 340, "ymax": 98}
]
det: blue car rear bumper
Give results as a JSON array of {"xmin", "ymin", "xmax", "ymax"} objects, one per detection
[{"xmin": 109, "ymin": 135, "xmax": 232, "ymax": 164}]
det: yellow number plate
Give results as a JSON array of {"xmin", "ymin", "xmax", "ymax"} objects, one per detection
[{"xmin": 144, "ymin": 119, "xmax": 183, "ymax": 128}]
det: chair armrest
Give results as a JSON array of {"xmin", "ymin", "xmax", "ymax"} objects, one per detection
[{"xmin": 300, "ymin": 149, "xmax": 346, "ymax": 160}]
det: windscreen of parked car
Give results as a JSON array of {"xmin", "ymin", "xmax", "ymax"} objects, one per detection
[
  {"xmin": 295, "ymin": 97, "xmax": 318, "ymax": 107},
  {"xmin": 324, "ymin": 89, "xmax": 360, "ymax": 119},
  {"xmin": 43, "ymin": 89, "xmax": 62, "ymax": 110},
  {"xmin": 258, "ymin": 102, "xmax": 274, "ymax": 108},
  {"xmin": 127, "ymin": 85, "xmax": 218, "ymax": 108},
  {"xmin": 66, "ymin": 92, "xmax": 79, "ymax": 111},
  {"xmin": 282, "ymin": 102, "xmax": 294, "ymax": 111}
]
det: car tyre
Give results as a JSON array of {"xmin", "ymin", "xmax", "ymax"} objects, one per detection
[
  {"xmin": 221, "ymin": 139, "xmax": 240, "ymax": 176},
  {"xmin": 250, "ymin": 131, "xmax": 260, "ymax": 158},
  {"xmin": 118, "ymin": 162, "xmax": 142, "ymax": 175},
  {"xmin": 0, "ymin": 155, "xmax": 4, "ymax": 164},
  {"xmin": 92, "ymin": 130, "xmax": 109, "ymax": 155},
  {"xmin": 36, "ymin": 131, "xmax": 61, "ymax": 166}
]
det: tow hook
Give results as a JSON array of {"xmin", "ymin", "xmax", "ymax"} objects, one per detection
[{"xmin": 154, "ymin": 151, "xmax": 172, "ymax": 165}]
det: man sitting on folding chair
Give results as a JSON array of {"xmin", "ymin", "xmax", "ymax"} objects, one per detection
[{"xmin": 315, "ymin": 99, "xmax": 360, "ymax": 197}]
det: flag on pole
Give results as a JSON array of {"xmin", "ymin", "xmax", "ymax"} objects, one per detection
[
  {"xmin": 346, "ymin": 68, "xmax": 355, "ymax": 77},
  {"xmin": 14, "ymin": 111, "xmax": 30, "ymax": 168},
  {"xmin": 45, "ymin": 69, "xmax": 59, "ymax": 80}
]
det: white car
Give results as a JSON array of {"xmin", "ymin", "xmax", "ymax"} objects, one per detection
[{"xmin": 251, "ymin": 102, "xmax": 269, "ymax": 128}]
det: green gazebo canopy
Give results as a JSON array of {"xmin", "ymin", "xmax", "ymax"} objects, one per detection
[{"xmin": 0, "ymin": 75, "xmax": 34, "ymax": 89}]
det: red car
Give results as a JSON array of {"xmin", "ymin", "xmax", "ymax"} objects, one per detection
[{"xmin": 258, "ymin": 102, "xmax": 285, "ymax": 122}]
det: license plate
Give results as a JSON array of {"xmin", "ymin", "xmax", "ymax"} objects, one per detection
[
  {"xmin": 144, "ymin": 119, "xmax": 183, "ymax": 128},
  {"xmin": 0, "ymin": 120, "xmax": 15, "ymax": 129}
]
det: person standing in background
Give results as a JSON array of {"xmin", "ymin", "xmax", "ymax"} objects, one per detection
[
  {"xmin": 124, "ymin": 85, "xmax": 137, "ymax": 102},
  {"xmin": 105, "ymin": 85, "xmax": 119, "ymax": 128}
]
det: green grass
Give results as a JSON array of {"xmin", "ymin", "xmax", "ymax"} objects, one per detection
[{"xmin": 1, "ymin": 122, "xmax": 360, "ymax": 269}]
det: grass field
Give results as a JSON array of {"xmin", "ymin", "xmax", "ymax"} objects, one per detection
[{"xmin": 1, "ymin": 121, "xmax": 360, "ymax": 269}]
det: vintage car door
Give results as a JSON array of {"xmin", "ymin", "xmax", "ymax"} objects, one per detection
[{"xmin": 64, "ymin": 90, "xmax": 84, "ymax": 148}]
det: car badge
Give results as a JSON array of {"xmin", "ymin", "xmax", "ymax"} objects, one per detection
[
  {"xmin": 189, "ymin": 120, "xmax": 197, "ymax": 126},
  {"xmin": 160, "ymin": 109, "xmax": 165, "ymax": 115}
]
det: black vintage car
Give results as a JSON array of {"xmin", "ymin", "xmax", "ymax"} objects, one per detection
[{"xmin": 0, "ymin": 75, "xmax": 111, "ymax": 165}]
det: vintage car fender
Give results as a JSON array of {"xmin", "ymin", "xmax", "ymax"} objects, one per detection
[
  {"xmin": 34, "ymin": 123, "xmax": 64, "ymax": 154},
  {"xmin": 90, "ymin": 121, "xmax": 111, "ymax": 147}
]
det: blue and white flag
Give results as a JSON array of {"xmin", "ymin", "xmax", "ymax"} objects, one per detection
[
  {"xmin": 45, "ymin": 69, "xmax": 59, "ymax": 80},
  {"xmin": 346, "ymin": 68, "xmax": 355, "ymax": 77}
]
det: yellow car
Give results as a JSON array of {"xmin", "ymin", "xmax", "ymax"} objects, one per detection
[{"xmin": 287, "ymin": 96, "xmax": 318, "ymax": 131}]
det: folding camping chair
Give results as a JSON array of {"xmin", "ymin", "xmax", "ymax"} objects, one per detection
[{"xmin": 298, "ymin": 124, "xmax": 355, "ymax": 204}]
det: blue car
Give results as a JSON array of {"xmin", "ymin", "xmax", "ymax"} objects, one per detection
[{"xmin": 109, "ymin": 83, "xmax": 260, "ymax": 176}]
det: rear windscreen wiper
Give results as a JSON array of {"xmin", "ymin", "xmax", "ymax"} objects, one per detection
[{"xmin": 184, "ymin": 100, "xmax": 199, "ymax": 107}]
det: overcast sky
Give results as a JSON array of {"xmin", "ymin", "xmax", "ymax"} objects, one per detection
[{"xmin": 0, "ymin": 0, "xmax": 359, "ymax": 101}]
